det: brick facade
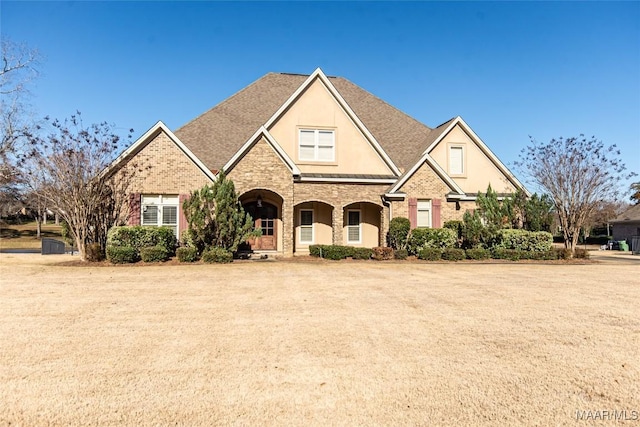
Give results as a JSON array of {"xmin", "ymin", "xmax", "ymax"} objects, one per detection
[
  {"xmin": 126, "ymin": 132, "xmax": 212, "ymax": 194},
  {"xmin": 227, "ymin": 138, "xmax": 295, "ymax": 256},
  {"xmin": 391, "ymin": 161, "xmax": 466, "ymax": 224},
  {"xmin": 120, "ymin": 132, "xmax": 481, "ymax": 255}
]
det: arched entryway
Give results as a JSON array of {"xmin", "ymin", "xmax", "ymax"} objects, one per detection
[
  {"xmin": 239, "ymin": 189, "xmax": 283, "ymax": 252},
  {"xmin": 343, "ymin": 202, "xmax": 383, "ymax": 247}
]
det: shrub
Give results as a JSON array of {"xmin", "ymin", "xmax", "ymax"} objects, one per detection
[
  {"xmin": 323, "ymin": 245, "xmax": 353, "ymax": 260},
  {"xmin": 465, "ymin": 248, "xmax": 490, "ymax": 260},
  {"xmin": 176, "ymin": 247, "xmax": 199, "ymax": 262},
  {"xmin": 394, "ymin": 249, "xmax": 408, "ymax": 260},
  {"xmin": 201, "ymin": 247, "xmax": 233, "ymax": 263},
  {"xmin": 554, "ymin": 247, "xmax": 573, "ymax": 260},
  {"xmin": 140, "ymin": 245, "xmax": 169, "ymax": 263},
  {"xmin": 308, "ymin": 245, "xmax": 324, "ymax": 257},
  {"xmin": 418, "ymin": 247, "xmax": 442, "ymax": 261},
  {"xmin": 492, "ymin": 229, "xmax": 553, "ymax": 252},
  {"xmin": 491, "ymin": 248, "xmax": 522, "ymax": 261},
  {"xmin": 352, "ymin": 247, "xmax": 373, "ymax": 260},
  {"xmin": 443, "ymin": 220, "xmax": 464, "ymax": 245},
  {"xmin": 372, "ymin": 246, "xmax": 394, "ymax": 260},
  {"xmin": 442, "ymin": 248, "xmax": 465, "ymax": 261},
  {"xmin": 407, "ymin": 228, "xmax": 457, "ymax": 255},
  {"xmin": 388, "ymin": 217, "xmax": 410, "ymax": 250},
  {"xmin": 106, "ymin": 246, "xmax": 139, "ymax": 264},
  {"xmin": 574, "ymin": 248, "xmax": 590, "ymax": 259},
  {"xmin": 85, "ymin": 243, "xmax": 104, "ymax": 262},
  {"xmin": 107, "ymin": 226, "xmax": 177, "ymax": 256}
]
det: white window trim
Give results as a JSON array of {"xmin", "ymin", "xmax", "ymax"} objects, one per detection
[
  {"xmin": 417, "ymin": 199, "xmax": 432, "ymax": 228},
  {"xmin": 299, "ymin": 209, "xmax": 314, "ymax": 244},
  {"xmin": 448, "ymin": 144, "xmax": 466, "ymax": 176},
  {"xmin": 298, "ymin": 128, "xmax": 335, "ymax": 162},
  {"xmin": 141, "ymin": 194, "xmax": 179, "ymax": 235},
  {"xmin": 346, "ymin": 209, "xmax": 362, "ymax": 244}
]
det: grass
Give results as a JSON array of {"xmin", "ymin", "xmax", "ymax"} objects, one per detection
[
  {"xmin": 0, "ymin": 221, "xmax": 64, "ymax": 250},
  {"xmin": 0, "ymin": 255, "xmax": 638, "ymax": 426}
]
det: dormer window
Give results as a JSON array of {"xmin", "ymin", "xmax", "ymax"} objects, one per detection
[{"xmin": 299, "ymin": 129, "xmax": 335, "ymax": 162}]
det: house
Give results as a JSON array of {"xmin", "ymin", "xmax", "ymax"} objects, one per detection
[
  {"xmin": 112, "ymin": 68, "xmax": 527, "ymax": 256},
  {"xmin": 610, "ymin": 204, "xmax": 640, "ymax": 251}
]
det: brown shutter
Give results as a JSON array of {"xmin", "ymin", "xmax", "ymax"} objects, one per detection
[
  {"xmin": 408, "ymin": 198, "xmax": 418, "ymax": 229},
  {"xmin": 179, "ymin": 194, "xmax": 189, "ymax": 236},
  {"xmin": 432, "ymin": 198, "xmax": 442, "ymax": 228},
  {"xmin": 129, "ymin": 193, "xmax": 141, "ymax": 225}
]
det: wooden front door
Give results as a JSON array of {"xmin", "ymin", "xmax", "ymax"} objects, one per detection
[{"xmin": 244, "ymin": 201, "xmax": 278, "ymax": 251}]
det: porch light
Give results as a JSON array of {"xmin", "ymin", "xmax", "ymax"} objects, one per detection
[{"xmin": 256, "ymin": 194, "xmax": 263, "ymax": 208}]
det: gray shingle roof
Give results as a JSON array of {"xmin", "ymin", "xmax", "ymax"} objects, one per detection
[
  {"xmin": 174, "ymin": 72, "xmax": 443, "ymax": 173},
  {"xmin": 611, "ymin": 204, "xmax": 640, "ymax": 223}
]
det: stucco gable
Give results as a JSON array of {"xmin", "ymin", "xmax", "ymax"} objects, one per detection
[{"xmin": 265, "ymin": 68, "xmax": 400, "ymax": 176}]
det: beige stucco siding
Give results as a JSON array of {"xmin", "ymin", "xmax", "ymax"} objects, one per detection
[
  {"xmin": 294, "ymin": 202, "xmax": 333, "ymax": 252},
  {"xmin": 268, "ymin": 78, "xmax": 394, "ymax": 176},
  {"xmin": 123, "ymin": 131, "xmax": 212, "ymax": 195},
  {"xmin": 430, "ymin": 124, "xmax": 516, "ymax": 194}
]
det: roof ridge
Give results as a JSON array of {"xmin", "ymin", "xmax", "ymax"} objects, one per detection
[
  {"xmin": 334, "ymin": 76, "xmax": 432, "ymax": 132},
  {"xmin": 175, "ymin": 72, "xmax": 279, "ymax": 133}
]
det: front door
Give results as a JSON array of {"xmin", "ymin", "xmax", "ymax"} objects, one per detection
[{"xmin": 244, "ymin": 201, "xmax": 278, "ymax": 250}]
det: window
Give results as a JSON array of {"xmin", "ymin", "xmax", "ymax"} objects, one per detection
[
  {"xmin": 417, "ymin": 200, "xmax": 432, "ymax": 228},
  {"xmin": 299, "ymin": 210, "xmax": 314, "ymax": 244},
  {"xmin": 347, "ymin": 210, "xmax": 361, "ymax": 243},
  {"xmin": 299, "ymin": 129, "xmax": 335, "ymax": 162},
  {"xmin": 449, "ymin": 145, "xmax": 464, "ymax": 175},
  {"xmin": 141, "ymin": 195, "xmax": 178, "ymax": 235}
]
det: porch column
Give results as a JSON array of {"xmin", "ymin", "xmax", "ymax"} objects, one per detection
[
  {"xmin": 332, "ymin": 205, "xmax": 343, "ymax": 245},
  {"xmin": 380, "ymin": 204, "xmax": 389, "ymax": 247},
  {"xmin": 282, "ymin": 200, "xmax": 294, "ymax": 256}
]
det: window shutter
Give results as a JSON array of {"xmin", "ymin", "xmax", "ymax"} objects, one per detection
[
  {"xmin": 129, "ymin": 193, "xmax": 141, "ymax": 225},
  {"xmin": 179, "ymin": 194, "xmax": 188, "ymax": 234},
  {"xmin": 432, "ymin": 198, "xmax": 442, "ymax": 228},
  {"xmin": 408, "ymin": 198, "xmax": 418, "ymax": 229}
]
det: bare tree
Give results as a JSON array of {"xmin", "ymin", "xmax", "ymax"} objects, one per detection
[
  {"xmin": 1, "ymin": 38, "xmax": 40, "ymax": 213},
  {"xmin": 516, "ymin": 135, "xmax": 636, "ymax": 253},
  {"xmin": 20, "ymin": 112, "xmax": 137, "ymax": 260}
]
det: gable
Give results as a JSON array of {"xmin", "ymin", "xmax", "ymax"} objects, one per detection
[
  {"xmin": 267, "ymin": 76, "xmax": 396, "ymax": 176},
  {"xmin": 123, "ymin": 129, "xmax": 213, "ymax": 194},
  {"xmin": 429, "ymin": 122, "xmax": 521, "ymax": 195},
  {"xmin": 225, "ymin": 136, "xmax": 294, "ymax": 198}
]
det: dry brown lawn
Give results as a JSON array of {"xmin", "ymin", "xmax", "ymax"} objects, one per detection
[{"xmin": 0, "ymin": 254, "xmax": 638, "ymax": 426}]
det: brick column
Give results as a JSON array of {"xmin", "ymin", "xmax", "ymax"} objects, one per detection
[
  {"xmin": 332, "ymin": 205, "xmax": 343, "ymax": 245},
  {"xmin": 282, "ymin": 200, "xmax": 294, "ymax": 256},
  {"xmin": 380, "ymin": 204, "xmax": 389, "ymax": 247}
]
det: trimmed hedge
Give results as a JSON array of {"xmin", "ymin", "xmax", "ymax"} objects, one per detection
[
  {"xmin": 418, "ymin": 247, "xmax": 442, "ymax": 261},
  {"xmin": 407, "ymin": 228, "xmax": 457, "ymax": 255},
  {"xmin": 491, "ymin": 248, "xmax": 522, "ymax": 261},
  {"xmin": 352, "ymin": 247, "xmax": 373, "ymax": 260},
  {"xmin": 493, "ymin": 229, "xmax": 553, "ymax": 252},
  {"xmin": 372, "ymin": 246, "xmax": 394, "ymax": 260},
  {"xmin": 441, "ymin": 248, "xmax": 465, "ymax": 261},
  {"xmin": 202, "ymin": 247, "xmax": 233, "ymax": 263},
  {"xmin": 465, "ymin": 248, "xmax": 490, "ymax": 260},
  {"xmin": 308, "ymin": 245, "xmax": 372, "ymax": 260},
  {"xmin": 140, "ymin": 245, "xmax": 169, "ymax": 263},
  {"xmin": 107, "ymin": 226, "xmax": 177, "ymax": 256},
  {"xmin": 106, "ymin": 246, "xmax": 139, "ymax": 264},
  {"xmin": 176, "ymin": 247, "xmax": 199, "ymax": 262}
]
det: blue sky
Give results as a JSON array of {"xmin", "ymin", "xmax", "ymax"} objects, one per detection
[{"xmin": 2, "ymin": 1, "xmax": 639, "ymax": 191}]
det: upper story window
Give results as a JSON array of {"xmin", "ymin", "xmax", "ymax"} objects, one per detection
[
  {"xmin": 299, "ymin": 129, "xmax": 335, "ymax": 162},
  {"xmin": 449, "ymin": 145, "xmax": 465, "ymax": 175},
  {"xmin": 141, "ymin": 195, "xmax": 178, "ymax": 235}
]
